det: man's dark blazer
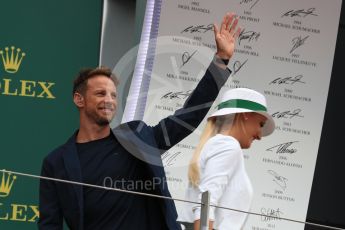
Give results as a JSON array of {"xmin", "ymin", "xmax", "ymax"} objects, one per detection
[{"xmin": 38, "ymin": 58, "xmax": 231, "ymax": 230}]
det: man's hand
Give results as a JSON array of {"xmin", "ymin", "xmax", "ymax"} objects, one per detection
[{"xmin": 214, "ymin": 12, "xmax": 241, "ymax": 60}]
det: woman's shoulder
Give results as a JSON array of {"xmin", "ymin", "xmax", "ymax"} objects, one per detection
[
  {"xmin": 202, "ymin": 134, "xmax": 242, "ymax": 158},
  {"xmin": 208, "ymin": 134, "xmax": 240, "ymax": 147}
]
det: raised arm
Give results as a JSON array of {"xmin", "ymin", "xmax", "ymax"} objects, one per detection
[{"xmin": 153, "ymin": 12, "xmax": 241, "ymax": 151}]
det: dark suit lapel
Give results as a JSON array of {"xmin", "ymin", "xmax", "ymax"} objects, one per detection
[
  {"xmin": 62, "ymin": 133, "xmax": 83, "ymax": 213},
  {"xmin": 112, "ymin": 122, "xmax": 179, "ymax": 229}
]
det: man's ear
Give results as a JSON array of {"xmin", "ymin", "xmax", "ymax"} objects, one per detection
[{"xmin": 73, "ymin": 92, "xmax": 84, "ymax": 108}]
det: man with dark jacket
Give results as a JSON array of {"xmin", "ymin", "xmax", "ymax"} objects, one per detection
[{"xmin": 38, "ymin": 12, "xmax": 241, "ymax": 230}]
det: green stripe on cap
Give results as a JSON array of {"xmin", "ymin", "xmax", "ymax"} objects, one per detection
[{"xmin": 218, "ymin": 99, "xmax": 267, "ymax": 111}]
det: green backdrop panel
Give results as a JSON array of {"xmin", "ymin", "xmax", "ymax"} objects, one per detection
[{"xmin": 0, "ymin": 0, "xmax": 103, "ymax": 229}]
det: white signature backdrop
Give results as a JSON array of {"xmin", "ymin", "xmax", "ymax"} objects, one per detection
[{"xmin": 124, "ymin": 0, "xmax": 342, "ymax": 229}]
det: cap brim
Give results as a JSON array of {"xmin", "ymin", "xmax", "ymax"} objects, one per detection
[
  {"xmin": 256, "ymin": 111, "xmax": 275, "ymax": 136},
  {"xmin": 208, "ymin": 108, "xmax": 275, "ymax": 137}
]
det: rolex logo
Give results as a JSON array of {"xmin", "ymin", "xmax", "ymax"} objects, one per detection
[
  {"xmin": 0, "ymin": 171, "xmax": 16, "ymax": 198},
  {"xmin": 0, "ymin": 46, "xmax": 26, "ymax": 73}
]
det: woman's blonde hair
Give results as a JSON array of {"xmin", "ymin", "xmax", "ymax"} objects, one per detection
[{"xmin": 188, "ymin": 113, "xmax": 243, "ymax": 187}]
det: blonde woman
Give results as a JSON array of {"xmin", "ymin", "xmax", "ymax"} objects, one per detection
[{"xmin": 179, "ymin": 88, "xmax": 275, "ymax": 230}]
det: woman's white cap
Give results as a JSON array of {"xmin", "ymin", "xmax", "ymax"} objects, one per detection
[{"xmin": 209, "ymin": 88, "xmax": 275, "ymax": 136}]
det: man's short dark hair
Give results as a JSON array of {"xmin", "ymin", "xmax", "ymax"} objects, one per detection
[{"xmin": 73, "ymin": 66, "xmax": 119, "ymax": 95}]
